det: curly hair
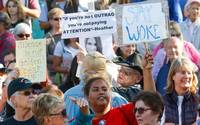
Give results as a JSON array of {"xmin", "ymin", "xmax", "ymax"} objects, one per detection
[{"xmin": 32, "ymin": 93, "xmax": 64, "ymax": 125}]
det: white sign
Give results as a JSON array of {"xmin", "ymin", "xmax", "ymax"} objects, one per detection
[
  {"xmin": 16, "ymin": 39, "xmax": 46, "ymax": 83},
  {"xmin": 122, "ymin": 2, "xmax": 168, "ymax": 44},
  {"xmin": 61, "ymin": 9, "xmax": 116, "ymax": 39}
]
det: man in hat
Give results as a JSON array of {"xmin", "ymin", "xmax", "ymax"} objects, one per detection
[
  {"xmin": 0, "ymin": 78, "xmax": 38, "ymax": 124},
  {"xmin": 0, "ymin": 12, "xmax": 15, "ymax": 64},
  {"xmin": 112, "ymin": 58, "xmax": 143, "ymax": 102}
]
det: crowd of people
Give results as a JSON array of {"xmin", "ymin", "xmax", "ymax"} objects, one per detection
[{"xmin": 0, "ymin": 0, "xmax": 200, "ymax": 125}]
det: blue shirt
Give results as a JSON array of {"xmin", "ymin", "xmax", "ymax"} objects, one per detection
[
  {"xmin": 156, "ymin": 62, "xmax": 171, "ymax": 95},
  {"xmin": 64, "ymin": 81, "xmax": 128, "ymax": 125}
]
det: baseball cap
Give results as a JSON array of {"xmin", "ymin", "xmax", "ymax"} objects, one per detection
[
  {"xmin": 8, "ymin": 78, "xmax": 33, "ymax": 99},
  {"xmin": 112, "ymin": 56, "xmax": 143, "ymax": 75}
]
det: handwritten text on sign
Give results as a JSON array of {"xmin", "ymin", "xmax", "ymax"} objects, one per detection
[
  {"xmin": 61, "ymin": 9, "xmax": 116, "ymax": 39},
  {"xmin": 122, "ymin": 2, "xmax": 167, "ymax": 44},
  {"xmin": 16, "ymin": 39, "xmax": 46, "ymax": 83}
]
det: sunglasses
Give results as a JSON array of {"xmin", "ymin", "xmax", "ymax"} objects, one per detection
[
  {"xmin": 19, "ymin": 90, "xmax": 33, "ymax": 96},
  {"xmin": 134, "ymin": 107, "xmax": 151, "ymax": 115},
  {"xmin": 171, "ymin": 33, "xmax": 181, "ymax": 38},
  {"xmin": 17, "ymin": 34, "xmax": 30, "ymax": 38},
  {"xmin": 50, "ymin": 109, "xmax": 67, "ymax": 118},
  {"xmin": 52, "ymin": 17, "xmax": 61, "ymax": 21}
]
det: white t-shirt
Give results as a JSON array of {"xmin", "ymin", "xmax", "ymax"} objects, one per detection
[
  {"xmin": 54, "ymin": 41, "xmax": 79, "ymax": 70},
  {"xmin": 177, "ymin": 96, "xmax": 184, "ymax": 125}
]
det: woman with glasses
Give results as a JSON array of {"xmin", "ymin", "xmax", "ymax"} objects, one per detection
[
  {"xmin": 45, "ymin": 8, "xmax": 64, "ymax": 85},
  {"xmin": 32, "ymin": 93, "xmax": 67, "ymax": 125},
  {"xmin": 5, "ymin": 0, "xmax": 26, "ymax": 33},
  {"xmin": 134, "ymin": 91, "xmax": 164, "ymax": 125},
  {"xmin": 32, "ymin": 93, "xmax": 89, "ymax": 125},
  {"xmin": 13, "ymin": 22, "xmax": 32, "ymax": 40},
  {"xmin": 163, "ymin": 57, "xmax": 198, "ymax": 125}
]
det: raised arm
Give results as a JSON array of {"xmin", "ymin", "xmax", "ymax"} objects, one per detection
[{"xmin": 142, "ymin": 53, "xmax": 156, "ymax": 92}]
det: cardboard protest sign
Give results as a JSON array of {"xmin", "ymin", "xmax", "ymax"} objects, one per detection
[
  {"xmin": 61, "ymin": 9, "xmax": 116, "ymax": 39},
  {"xmin": 122, "ymin": 2, "xmax": 168, "ymax": 44},
  {"xmin": 114, "ymin": 1, "xmax": 168, "ymax": 45},
  {"xmin": 16, "ymin": 39, "xmax": 46, "ymax": 83},
  {"xmin": 79, "ymin": 35, "xmax": 114, "ymax": 60}
]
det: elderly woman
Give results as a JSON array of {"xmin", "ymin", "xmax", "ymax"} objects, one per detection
[
  {"xmin": 13, "ymin": 22, "xmax": 32, "ymax": 40},
  {"xmin": 134, "ymin": 91, "xmax": 164, "ymax": 125},
  {"xmin": 32, "ymin": 93, "xmax": 67, "ymax": 125},
  {"xmin": 32, "ymin": 93, "xmax": 89, "ymax": 125},
  {"xmin": 180, "ymin": 0, "xmax": 200, "ymax": 51},
  {"xmin": 163, "ymin": 57, "xmax": 198, "ymax": 125}
]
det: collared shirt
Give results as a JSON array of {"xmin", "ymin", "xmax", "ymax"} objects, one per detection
[{"xmin": 112, "ymin": 84, "xmax": 141, "ymax": 102}]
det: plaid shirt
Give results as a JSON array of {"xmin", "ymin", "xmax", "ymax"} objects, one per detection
[
  {"xmin": 0, "ymin": 31, "xmax": 15, "ymax": 63},
  {"xmin": 164, "ymin": 91, "xmax": 198, "ymax": 125}
]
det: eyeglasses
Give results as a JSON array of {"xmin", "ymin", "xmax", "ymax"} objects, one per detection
[
  {"xmin": 17, "ymin": 34, "xmax": 30, "ymax": 38},
  {"xmin": 171, "ymin": 33, "xmax": 181, "ymax": 38},
  {"xmin": 50, "ymin": 109, "xmax": 67, "ymax": 118},
  {"xmin": 18, "ymin": 90, "xmax": 33, "ymax": 96},
  {"xmin": 118, "ymin": 67, "xmax": 133, "ymax": 76},
  {"xmin": 134, "ymin": 107, "xmax": 151, "ymax": 114},
  {"xmin": 52, "ymin": 17, "xmax": 62, "ymax": 21},
  {"xmin": 5, "ymin": 68, "xmax": 12, "ymax": 73}
]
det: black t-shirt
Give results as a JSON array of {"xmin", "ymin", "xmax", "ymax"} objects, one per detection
[{"xmin": 0, "ymin": 116, "xmax": 38, "ymax": 125}]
